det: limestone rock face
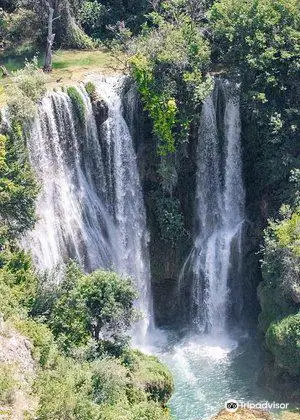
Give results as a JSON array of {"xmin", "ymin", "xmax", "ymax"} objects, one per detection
[
  {"xmin": 212, "ymin": 408, "xmax": 272, "ymax": 420},
  {"xmin": 0, "ymin": 318, "xmax": 37, "ymax": 419}
]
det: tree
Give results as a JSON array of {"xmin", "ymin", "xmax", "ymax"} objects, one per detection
[
  {"xmin": 209, "ymin": 0, "xmax": 300, "ymax": 212},
  {"xmin": 43, "ymin": 1, "xmax": 58, "ymax": 72},
  {"xmin": 0, "ymin": 131, "xmax": 39, "ymax": 243},
  {"xmin": 49, "ymin": 264, "xmax": 138, "ymax": 351}
]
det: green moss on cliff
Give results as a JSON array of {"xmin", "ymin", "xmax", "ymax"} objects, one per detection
[{"xmin": 266, "ymin": 314, "xmax": 300, "ymax": 376}]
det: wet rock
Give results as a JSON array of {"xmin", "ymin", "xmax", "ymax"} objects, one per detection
[{"xmin": 92, "ymin": 95, "xmax": 109, "ymax": 126}]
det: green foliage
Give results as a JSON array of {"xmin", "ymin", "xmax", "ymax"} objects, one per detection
[
  {"xmin": 91, "ymin": 357, "xmax": 128, "ymax": 405},
  {"xmin": 0, "ymin": 248, "xmax": 37, "ymax": 319},
  {"xmin": 79, "ymin": 1, "xmax": 107, "ymax": 39},
  {"xmin": 0, "ymin": 129, "xmax": 39, "ymax": 242},
  {"xmin": 79, "ymin": 0, "xmax": 150, "ymax": 40},
  {"xmin": 67, "ymin": 86, "xmax": 86, "ymax": 125},
  {"xmin": 130, "ymin": 401, "xmax": 170, "ymax": 420},
  {"xmin": 35, "ymin": 356, "xmax": 98, "ymax": 420},
  {"xmin": 85, "ymin": 81, "xmax": 97, "ymax": 100},
  {"xmin": 154, "ymin": 192, "xmax": 186, "ymax": 246},
  {"xmin": 49, "ymin": 264, "xmax": 138, "ymax": 352},
  {"xmin": 0, "ymin": 363, "xmax": 15, "ymax": 405},
  {"xmin": 266, "ymin": 314, "xmax": 300, "ymax": 376},
  {"xmin": 14, "ymin": 319, "xmax": 57, "ymax": 368},
  {"xmin": 0, "ymin": 6, "xmax": 41, "ymax": 52},
  {"xmin": 130, "ymin": 55, "xmax": 178, "ymax": 156},
  {"xmin": 130, "ymin": 2, "xmax": 212, "ymax": 156},
  {"xmin": 122, "ymin": 349, "xmax": 174, "ymax": 405},
  {"xmin": 209, "ymin": 0, "xmax": 300, "ymax": 209},
  {"xmin": 6, "ymin": 57, "xmax": 47, "ymax": 123},
  {"xmin": 259, "ymin": 204, "xmax": 300, "ymax": 376}
]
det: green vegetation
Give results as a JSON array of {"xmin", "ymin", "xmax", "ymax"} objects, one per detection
[
  {"xmin": 210, "ymin": 0, "xmax": 300, "ymax": 212},
  {"xmin": 129, "ymin": 2, "xmax": 212, "ymax": 156},
  {"xmin": 0, "ymin": 130, "xmax": 39, "ymax": 242},
  {"xmin": 1, "ymin": 0, "xmax": 300, "ymax": 404},
  {"xmin": 67, "ymin": 86, "xmax": 86, "ymax": 124},
  {"xmin": 85, "ymin": 80, "xmax": 97, "ymax": 100},
  {"xmin": 259, "ymin": 203, "xmax": 300, "ymax": 376},
  {"xmin": 4, "ymin": 57, "xmax": 47, "ymax": 123},
  {"xmin": 154, "ymin": 193, "xmax": 186, "ymax": 246},
  {"xmin": 47, "ymin": 265, "xmax": 138, "ymax": 353},
  {"xmin": 266, "ymin": 314, "xmax": 300, "ymax": 376},
  {"xmin": 0, "ymin": 363, "xmax": 15, "ymax": 405},
  {"xmin": 0, "ymin": 255, "xmax": 173, "ymax": 419}
]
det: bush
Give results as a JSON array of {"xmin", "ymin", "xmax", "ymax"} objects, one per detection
[
  {"xmin": 0, "ymin": 363, "xmax": 15, "ymax": 405},
  {"xmin": 6, "ymin": 57, "xmax": 47, "ymax": 123},
  {"xmin": 130, "ymin": 2, "xmax": 212, "ymax": 156},
  {"xmin": 0, "ymin": 249, "xmax": 37, "ymax": 318},
  {"xmin": 91, "ymin": 357, "xmax": 128, "ymax": 405},
  {"xmin": 35, "ymin": 356, "xmax": 99, "ymax": 420},
  {"xmin": 154, "ymin": 192, "xmax": 186, "ymax": 246},
  {"xmin": 0, "ymin": 129, "xmax": 39, "ymax": 240},
  {"xmin": 131, "ymin": 401, "xmax": 171, "ymax": 420},
  {"xmin": 14, "ymin": 319, "xmax": 57, "ymax": 368},
  {"xmin": 266, "ymin": 314, "xmax": 300, "ymax": 376},
  {"xmin": 122, "ymin": 350, "xmax": 174, "ymax": 405}
]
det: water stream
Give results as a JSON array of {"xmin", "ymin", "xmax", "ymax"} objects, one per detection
[
  {"xmin": 20, "ymin": 76, "xmax": 279, "ymax": 419},
  {"xmin": 23, "ymin": 76, "xmax": 152, "ymax": 344}
]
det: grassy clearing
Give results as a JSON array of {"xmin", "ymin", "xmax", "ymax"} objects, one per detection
[{"xmin": 0, "ymin": 49, "xmax": 127, "ymax": 107}]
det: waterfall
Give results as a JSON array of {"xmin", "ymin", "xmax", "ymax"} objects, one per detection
[
  {"xmin": 181, "ymin": 79, "xmax": 245, "ymax": 334},
  {"xmin": 23, "ymin": 76, "xmax": 152, "ymax": 343},
  {"xmin": 93, "ymin": 77, "xmax": 153, "ymax": 341}
]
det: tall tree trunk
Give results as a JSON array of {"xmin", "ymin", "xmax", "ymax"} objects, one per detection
[{"xmin": 43, "ymin": 2, "xmax": 55, "ymax": 73}]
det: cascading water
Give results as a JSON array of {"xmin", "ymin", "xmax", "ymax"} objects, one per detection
[
  {"xmin": 180, "ymin": 79, "xmax": 245, "ymax": 334},
  {"xmin": 156, "ymin": 81, "xmax": 273, "ymax": 420},
  {"xmin": 93, "ymin": 77, "xmax": 153, "ymax": 341},
  {"xmin": 23, "ymin": 76, "xmax": 152, "ymax": 343}
]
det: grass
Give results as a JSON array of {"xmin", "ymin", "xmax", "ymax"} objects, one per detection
[
  {"xmin": 0, "ymin": 48, "xmax": 127, "ymax": 107},
  {"xmin": 0, "ymin": 49, "xmax": 126, "ymax": 75}
]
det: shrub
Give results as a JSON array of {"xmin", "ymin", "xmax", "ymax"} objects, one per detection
[
  {"xmin": 0, "ymin": 363, "xmax": 16, "ymax": 405},
  {"xmin": 122, "ymin": 349, "xmax": 174, "ymax": 405},
  {"xmin": 0, "ymin": 129, "xmax": 39, "ymax": 240},
  {"xmin": 91, "ymin": 357, "xmax": 128, "ymax": 405},
  {"xmin": 35, "ymin": 356, "xmax": 99, "ymax": 420},
  {"xmin": 131, "ymin": 401, "xmax": 171, "ymax": 420},
  {"xmin": 6, "ymin": 57, "xmax": 47, "ymax": 123},
  {"xmin": 154, "ymin": 192, "xmax": 186, "ymax": 246},
  {"xmin": 14, "ymin": 319, "xmax": 57, "ymax": 368},
  {"xmin": 130, "ymin": 3, "xmax": 212, "ymax": 156},
  {"xmin": 266, "ymin": 314, "xmax": 300, "ymax": 376},
  {"xmin": 0, "ymin": 249, "xmax": 38, "ymax": 318}
]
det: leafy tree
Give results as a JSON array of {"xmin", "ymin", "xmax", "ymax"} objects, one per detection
[
  {"xmin": 49, "ymin": 264, "xmax": 138, "ymax": 352},
  {"xmin": 0, "ymin": 131, "xmax": 39, "ymax": 242},
  {"xmin": 209, "ymin": 0, "xmax": 300, "ymax": 212}
]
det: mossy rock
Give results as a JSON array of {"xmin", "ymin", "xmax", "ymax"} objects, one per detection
[{"xmin": 67, "ymin": 86, "xmax": 85, "ymax": 125}]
